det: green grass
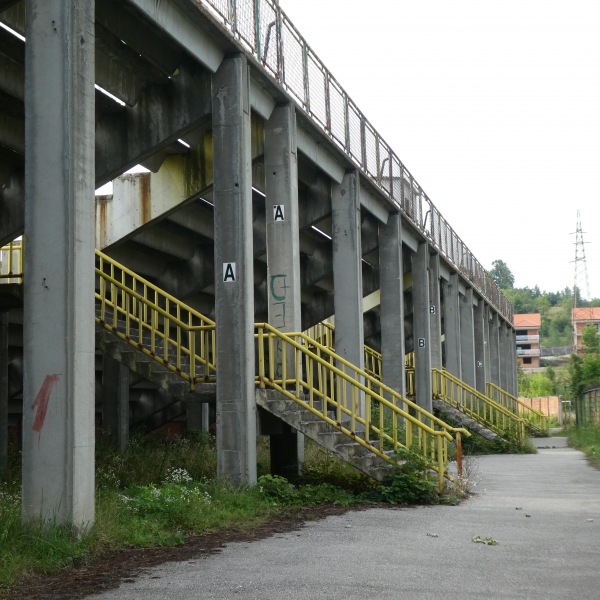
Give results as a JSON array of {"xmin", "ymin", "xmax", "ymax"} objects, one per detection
[
  {"xmin": 0, "ymin": 433, "xmax": 460, "ymax": 595},
  {"xmin": 567, "ymin": 425, "xmax": 600, "ymax": 469}
]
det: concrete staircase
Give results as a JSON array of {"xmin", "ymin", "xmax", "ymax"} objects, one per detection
[
  {"xmin": 256, "ymin": 389, "xmax": 398, "ymax": 482},
  {"xmin": 432, "ymin": 399, "xmax": 501, "ymax": 442},
  {"xmin": 96, "ymin": 324, "xmax": 215, "ymax": 431}
]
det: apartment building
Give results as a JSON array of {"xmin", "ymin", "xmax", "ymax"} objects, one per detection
[
  {"xmin": 514, "ymin": 313, "xmax": 541, "ymax": 369},
  {"xmin": 572, "ymin": 307, "xmax": 600, "ymax": 355}
]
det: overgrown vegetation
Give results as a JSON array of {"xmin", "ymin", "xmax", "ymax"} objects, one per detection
[
  {"xmin": 0, "ymin": 434, "xmax": 470, "ymax": 594},
  {"xmin": 567, "ymin": 425, "xmax": 600, "ymax": 469}
]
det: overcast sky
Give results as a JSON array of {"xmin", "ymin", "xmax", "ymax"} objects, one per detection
[{"xmin": 279, "ymin": 0, "xmax": 600, "ymax": 299}]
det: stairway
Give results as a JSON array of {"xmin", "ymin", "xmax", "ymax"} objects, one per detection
[
  {"xmin": 256, "ymin": 390, "xmax": 395, "ymax": 481},
  {"xmin": 3, "ymin": 246, "xmax": 466, "ymax": 487}
]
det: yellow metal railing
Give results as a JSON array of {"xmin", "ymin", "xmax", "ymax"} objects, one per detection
[
  {"xmin": 485, "ymin": 382, "xmax": 549, "ymax": 435},
  {"xmin": 364, "ymin": 345, "xmax": 382, "ymax": 381},
  {"xmin": 0, "ymin": 240, "xmax": 24, "ymax": 284},
  {"xmin": 433, "ymin": 368, "xmax": 526, "ymax": 442},
  {"xmin": 13, "ymin": 244, "xmax": 468, "ymax": 485},
  {"xmin": 95, "ymin": 250, "xmax": 217, "ymax": 387},
  {"xmin": 256, "ymin": 323, "xmax": 469, "ymax": 489}
]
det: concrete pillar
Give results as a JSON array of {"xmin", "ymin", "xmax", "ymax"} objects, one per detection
[
  {"xmin": 474, "ymin": 298, "xmax": 487, "ymax": 394},
  {"xmin": 460, "ymin": 287, "xmax": 476, "ymax": 388},
  {"xmin": 489, "ymin": 312, "xmax": 501, "ymax": 387},
  {"xmin": 428, "ymin": 253, "xmax": 443, "ymax": 371},
  {"xmin": 443, "ymin": 273, "xmax": 461, "ymax": 378},
  {"xmin": 509, "ymin": 327, "xmax": 518, "ymax": 396},
  {"xmin": 0, "ymin": 312, "xmax": 7, "ymax": 477},
  {"xmin": 212, "ymin": 55, "xmax": 257, "ymax": 487},
  {"xmin": 499, "ymin": 321, "xmax": 509, "ymax": 391},
  {"xmin": 22, "ymin": 0, "xmax": 96, "ymax": 529},
  {"xmin": 332, "ymin": 170, "xmax": 364, "ymax": 417},
  {"xmin": 412, "ymin": 242, "xmax": 432, "ymax": 413},
  {"xmin": 379, "ymin": 213, "xmax": 406, "ymax": 396},
  {"xmin": 264, "ymin": 103, "xmax": 303, "ymax": 472},
  {"xmin": 483, "ymin": 305, "xmax": 491, "ymax": 385},
  {"xmin": 501, "ymin": 322, "xmax": 517, "ymax": 395},
  {"xmin": 101, "ymin": 355, "xmax": 129, "ymax": 453}
]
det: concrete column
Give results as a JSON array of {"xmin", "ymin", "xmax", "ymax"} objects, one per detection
[
  {"xmin": 332, "ymin": 170, "xmax": 364, "ymax": 417},
  {"xmin": 501, "ymin": 322, "xmax": 517, "ymax": 395},
  {"xmin": 509, "ymin": 327, "xmax": 518, "ymax": 396},
  {"xmin": 412, "ymin": 242, "xmax": 432, "ymax": 413},
  {"xmin": 443, "ymin": 273, "xmax": 461, "ymax": 378},
  {"xmin": 483, "ymin": 305, "xmax": 491, "ymax": 385},
  {"xmin": 460, "ymin": 287, "xmax": 476, "ymax": 388},
  {"xmin": 101, "ymin": 355, "xmax": 129, "ymax": 453},
  {"xmin": 474, "ymin": 298, "xmax": 487, "ymax": 394},
  {"xmin": 264, "ymin": 103, "xmax": 303, "ymax": 472},
  {"xmin": 379, "ymin": 213, "xmax": 406, "ymax": 396},
  {"xmin": 212, "ymin": 55, "xmax": 257, "ymax": 487},
  {"xmin": 428, "ymin": 253, "xmax": 443, "ymax": 371},
  {"xmin": 499, "ymin": 321, "xmax": 509, "ymax": 391},
  {"xmin": 489, "ymin": 312, "xmax": 501, "ymax": 387},
  {"xmin": 22, "ymin": 0, "xmax": 96, "ymax": 529},
  {"xmin": 0, "ymin": 312, "xmax": 7, "ymax": 477}
]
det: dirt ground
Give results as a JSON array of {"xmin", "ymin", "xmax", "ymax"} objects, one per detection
[{"xmin": 4, "ymin": 505, "xmax": 365, "ymax": 600}]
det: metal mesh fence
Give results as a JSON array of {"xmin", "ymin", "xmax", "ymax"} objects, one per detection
[
  {"xmin": 199, "ymin": 0, "xmax": 512, "ymax": 323},
  {"xmin": 581, "ymin": 388, "xmax": 600, "ymax": 425}
]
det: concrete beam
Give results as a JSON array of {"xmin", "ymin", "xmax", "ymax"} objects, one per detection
[
  {"xmin": 95, "ymin": 59, "xmax": 212, "ymax": 186},
  {"xmin": 128, "ymin": 0, "xmax": 224, "ymax": 72},
  {"xmin": 360, "ymin": 183, "xmax": 390, "ymax": 225},
  {"xmin": 297, "ymin": 125, "xmax": 345, "ymax": 184},
  {"xmin": 22, "ymin": 0, "xmax": 96, "ymax": 529}
]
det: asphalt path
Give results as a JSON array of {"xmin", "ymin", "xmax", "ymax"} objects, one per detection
[{"xmin": 89, "ymin": 435, "xmax": 600, "ymax": 599}]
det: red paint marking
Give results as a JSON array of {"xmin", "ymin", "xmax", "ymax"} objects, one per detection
[{"xmin": 32, "ymin": 374, "xmax": 60, "ymax": 432}]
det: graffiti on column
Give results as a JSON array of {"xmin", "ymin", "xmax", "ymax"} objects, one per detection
[{"xmin": 271, "ymin": 273, "xmax": 290, "ymax": 379}]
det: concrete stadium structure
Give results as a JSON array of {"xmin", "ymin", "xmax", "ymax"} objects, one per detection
[{"xmin": 0, "ymin": 0, "xmax": 518, "ymax": 530}]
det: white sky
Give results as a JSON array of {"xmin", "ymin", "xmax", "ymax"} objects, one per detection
[{"xmin": 279, "ymin": 0, "xmax": 600, "ymax": 299}]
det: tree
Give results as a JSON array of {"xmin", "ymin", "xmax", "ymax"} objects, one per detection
[
  {"xmin": 581, "ymin": 324, "xmax": 600, "ymax": 354},
  {"xmin": 488, "ymin": 259, "xmax": 515, "ymax": 289}
]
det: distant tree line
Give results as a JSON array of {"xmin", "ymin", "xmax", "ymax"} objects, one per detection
[
  {"xmin": 487, "ymin": 259, "xmax": 595, "ymax": 348},
  {"xmin": 489, "ymin": 259, "xmax": 600, "ymax": 411}
]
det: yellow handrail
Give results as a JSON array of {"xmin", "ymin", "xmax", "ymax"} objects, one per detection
[
  {"xmin": 95, "ymin": 250, "xmax": 217, "ymax": 388},
  {"xmin": 256, "ymin": 323, "xmax": 469, "ymax": 489},
  {"xmin": 0, "ymin": 240, "xmax": 24, "ymax": 284},
  {"xmin": 12, "ymin": 244, "xmax": 468, "ymax": 485},
  {"xmin": 433, "ymin": 368, "xmax": 526, "ymax": 442},
  {"xmin": 485, "ymin": 382, "xmax": 549, "ymax": 434}
]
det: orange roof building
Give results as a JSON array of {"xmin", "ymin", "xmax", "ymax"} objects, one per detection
[
  {"xmin": 572, "ymin": 307, "xmax": 600, "ymax": 355},
  {"xmin": 514, "ymin": 313, "xmax": 541, "ymax": 369}
]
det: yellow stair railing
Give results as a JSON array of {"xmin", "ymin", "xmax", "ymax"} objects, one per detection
[
  {"xmin": 256, "ymin": 323, "xmax": 469, "ymax": 489},
  {"xmin": 96, "ymin": 250, "xmax": 217, "ymax": 387},
  {"xmin": 0, "ymin": 240, "xmax": 24, "ymax": 284},
  {"xmin": 432, "ymin": 368, "xmax": 526, "ymax": 442},
  {"xmin": 9, "ymin": 244, "xmax": 469, "ymax": 486},
  {"xmin": 485, "ymin": 382, "xmax": 549, "ymax": 435}
]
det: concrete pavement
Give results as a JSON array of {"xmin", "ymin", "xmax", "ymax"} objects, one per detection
[{"xmin": 89, "ymin": 436, "xmax": 600, "ymax": 599}]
